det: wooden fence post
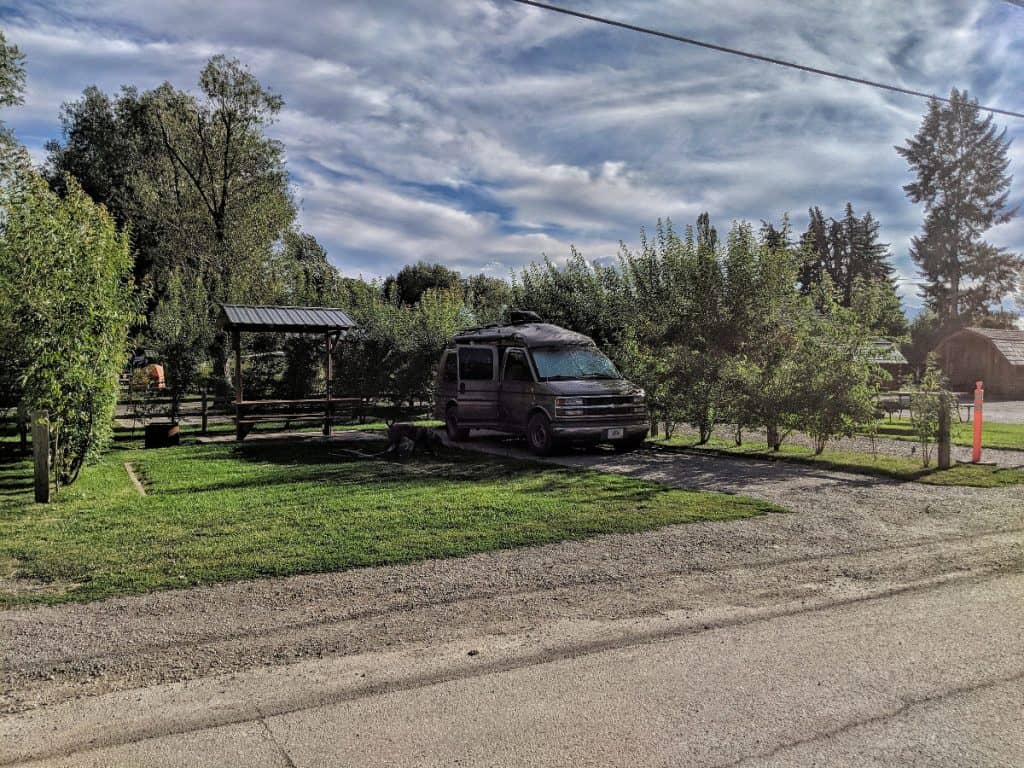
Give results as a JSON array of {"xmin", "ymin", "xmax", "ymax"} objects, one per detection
[
  {"xmin": 32, "ymin": 411, "xmax": 50, "ymax": 503},
  {"xmin": 201, "ymin": 388, "xmax": 208, "ymax": 435},
  {"xmin": 937, "ymin": 397, "xmax": 951, "ymax": 470},
  {"xmin": 17, "ymin": 401, "xmax": 28, "ymax": 453}
]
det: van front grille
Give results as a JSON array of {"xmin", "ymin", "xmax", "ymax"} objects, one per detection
[{"xmin": 556, "ymin": 395, "xmax": 645, "ymax": 419}]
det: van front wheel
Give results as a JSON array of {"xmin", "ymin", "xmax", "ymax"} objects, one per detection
[
  {"xmin": 446, "ymin": 406, "xmax": 470, "ymax": 442},
  {"xmin": 527, "ymin": 413, "xmax": 556, "ymax": 456}
]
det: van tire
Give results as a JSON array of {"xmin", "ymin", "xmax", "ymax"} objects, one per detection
[
  {"xmin": 527, "ymin": 413, "xmax": 556, "ymax": 456},
  {"xmin": 445, "ymin": 406, "xmax": 470, "ymax": 442}
]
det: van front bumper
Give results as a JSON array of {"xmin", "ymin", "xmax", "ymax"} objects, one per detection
[{"xmin": 550, "ymin": 421, "xmax": 649, "ymax": 442}]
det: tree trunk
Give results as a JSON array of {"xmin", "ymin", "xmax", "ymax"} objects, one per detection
[
  {"xmin": 211, "ymin": 332, "xmax": 232, "ymax": 404},
  {"xmin": 766, "ymin": 423, "xmax": 780, "ymax": 452}
]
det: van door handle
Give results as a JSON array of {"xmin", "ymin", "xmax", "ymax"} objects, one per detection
[{"xmin": 459, "ymin": 382, "xmax": 466, "ymax": 394}]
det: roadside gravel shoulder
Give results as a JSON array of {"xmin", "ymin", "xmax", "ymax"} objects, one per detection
[
  {"xmin": 3, "ymin": 442, "xmax": 1022, "ymax": 715},
  {"xmin": 665, "ymin": 424, "xmax": 1024, "ymax": 467}
]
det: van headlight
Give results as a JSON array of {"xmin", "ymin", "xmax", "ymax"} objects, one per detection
[
  {"xmin": 556, "ymin": 397, "xmax": 585, "ymax": 407},
  {"xmin": 632, "ymin": 390, "xmax": 645, "ymax": 403}
]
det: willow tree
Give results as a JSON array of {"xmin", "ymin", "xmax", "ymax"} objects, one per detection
[{"xmin": 46, "ymin": 56, "xmax": 296, "ymax": 398}]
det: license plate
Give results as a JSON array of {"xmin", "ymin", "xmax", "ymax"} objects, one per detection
[{"xmin": 606, "ymin": 428, "xmax": 624, "ymax": 440}]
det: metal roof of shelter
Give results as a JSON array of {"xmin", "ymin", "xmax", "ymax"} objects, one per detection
[
  {"xmin": 220, "ymin": 304, "xmax": 355, "ymax": 334},
  {"xmin": 866, "ymin": 338, "xmax": 908, "ymax": 366},
  {"xmin": 453, "ymin": 322, "xmax": 595, "ymax": 348}
]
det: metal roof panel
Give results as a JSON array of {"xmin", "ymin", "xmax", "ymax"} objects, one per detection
[{"xmin": 221, "ymin": 304, "xmax": 356, "ymax": 333}]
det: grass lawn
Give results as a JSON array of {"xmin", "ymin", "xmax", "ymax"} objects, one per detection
[
  {"xmin": 649, "ymin": 436, "xmax": 1024, "ymax": 487},
  {"xmin": 0, "ymin": 427, "xmax": 780, "ymax": 607},
  {"xmin": 864, "ymin": 417, "xmax": 1024, "ymax": 451}
]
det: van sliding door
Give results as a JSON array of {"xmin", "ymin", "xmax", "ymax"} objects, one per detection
[{"xmin": 457, "ymin": 346, "xmax": 499, "ymax": 424}]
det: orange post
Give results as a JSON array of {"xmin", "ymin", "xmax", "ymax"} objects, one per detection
[{"xmin": 972, "ymin": 380, "xmax": 984, "ymax": 463}]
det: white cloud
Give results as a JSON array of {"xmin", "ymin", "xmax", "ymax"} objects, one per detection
[{"xmin": 3, "ymin": 0, "xmax": 1022, "ymax": 314}]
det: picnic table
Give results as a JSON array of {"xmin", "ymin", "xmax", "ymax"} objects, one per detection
[{"xmin": 876, "ymin": 391, "xmax": 975, "ymax": 422}]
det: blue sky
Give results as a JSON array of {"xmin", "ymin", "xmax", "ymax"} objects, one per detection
[{"xmin": 2, "ymin": 0, "xmax": 1023, "ymax": 312}]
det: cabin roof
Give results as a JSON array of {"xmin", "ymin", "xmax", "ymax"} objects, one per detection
[{"xmin": 941, "ymin": 326, "xmax": 1024, "ymax": 367}]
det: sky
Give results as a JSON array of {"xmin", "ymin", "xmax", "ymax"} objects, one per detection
[{"xmin": 2, "ymin": 0, "xmax": 1023, "ymax": 312}]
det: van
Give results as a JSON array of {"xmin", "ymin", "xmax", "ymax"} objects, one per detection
[{"xmin": 434, "ymin": 313, "xmax": 649, "ymax": 455}]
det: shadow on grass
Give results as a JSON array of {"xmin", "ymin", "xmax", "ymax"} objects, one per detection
[
  {"xmin": 138, "ymin": 437, "xmax": 655, "ymax": 501},
  {"xmin": 0, "ymin": 424, "xmax": 33, "ymax": 499}
]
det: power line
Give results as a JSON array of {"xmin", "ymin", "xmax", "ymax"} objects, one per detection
[{"xmin": 506, "ymin": 0, "xmax": 1024, "ymax": 120}]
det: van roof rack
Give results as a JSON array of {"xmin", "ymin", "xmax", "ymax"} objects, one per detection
[
  {"xmin": 507, "ymin": 309, "xmax": 542, "ymax": 325},
  {"xmin": 452, "ymin": 319, "xmax": 594, "ymax": 348}
]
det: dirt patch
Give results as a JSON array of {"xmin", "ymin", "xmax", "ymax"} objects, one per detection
[{"xmin": 0, "ymin": 577, "xmax": 79, "ymax": 600}]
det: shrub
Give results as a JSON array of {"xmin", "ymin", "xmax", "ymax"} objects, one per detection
[{"xmin": 0, "ymin": 155, "xmax": 135, "ymax": 487}]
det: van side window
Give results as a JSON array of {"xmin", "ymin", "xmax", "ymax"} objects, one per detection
[
  {"xmin": 459, "ymin": 347, "xmax": 494, "ymax": 380},
  {"xmin": 443, "ymin": 352, "xmax": 458, "ymax": 383},
  {"xmin": 503, "ymin": 350, "xmax": 533, "ymax": 382}
]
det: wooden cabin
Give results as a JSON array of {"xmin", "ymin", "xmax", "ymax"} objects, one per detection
[{"xmin": 933, "ymin": 327, "xmax": 1024, "ymax": 398}]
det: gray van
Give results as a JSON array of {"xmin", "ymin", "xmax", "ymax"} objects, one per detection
[{"xmin": 434, "ymin": 314, "xmax": 648, "ymax": 455}]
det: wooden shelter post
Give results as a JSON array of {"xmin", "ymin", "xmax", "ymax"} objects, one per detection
[
  {"xmin": 324, "ymin": 332, "xmax": 334, "ymax": 436},
  {"xmin": 233, "ymin": 329, "xmax": 243, "ymax": 441}
]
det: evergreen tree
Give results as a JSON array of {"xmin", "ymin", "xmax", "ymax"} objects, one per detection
[
  {"xmin": 798, "ymin": 204, "xmax": 905, "ymax": 336},
  {"xmin": 896, "ymin": 89, "xmax": 1021, "ymax": 322}
]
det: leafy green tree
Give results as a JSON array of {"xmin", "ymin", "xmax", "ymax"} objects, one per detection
[
  {"xmin": 908, "ymin": 356, "xmax": 952, "ymax": 467},
  {"xmin": 464, "ymin": 273, "xmax": 512, "ymax": 323},
  {"xmin": 794, "ymin": 301, "xmax": 881, "ymax": 454},
  {"xmin": 384, "ymin": 261, "xmax": 462, "ymax": 306},
  {"xmin": 720, "ymin": 223, "xmax": 808, "ymax": 449},
  {"xmin": 513, "ymin": 247, "xmax": 627, "ymax": 347},
  {"xmin": 334, "ymin": 286, "xmax": 471, "ymax": 413},
  {"xmin": 45, "ymin": 56, "xmax": 297, "ymax": 398},
  {"xmin": 897, "ymin": 89, "xmax": 1021, "ymax": 322},
  {"xmin": 148, "ymin": 268, "xmax": 212, "ymax": 421},
  {"xmin": 279, "ymin": 230, "xmax": 342, "ymax": 306},
  {"xmin": 0, "ymin": 31, "xmax": 27, "ymax": 411},
  {"xmin": 0, "ymin": 30, "xmax": 25, "ymax": 118},
  {"xmin": 271, "ymin": 230, "xmax": 346, "ymax": 399},
  {"xmin": 0, "ymin": 166, "xmax": 135, "ymax": 486}
]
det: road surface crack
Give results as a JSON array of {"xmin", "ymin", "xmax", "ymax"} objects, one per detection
[
  {"xmin": 714, "ymin": 667, "xmax": 1024, "ymax": 767},
  {"xmin": 257, "ymin": 711, "xmax": 297, "ymax": 768}
]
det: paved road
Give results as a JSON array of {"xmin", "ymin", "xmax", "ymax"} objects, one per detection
[
  {"xmin": 4, "ymin": 573, "xmax": 1021, "ymax": 767},
  {"xmin": 4, "ymin": 440, "xmax": 1021, "ymax": 765}
]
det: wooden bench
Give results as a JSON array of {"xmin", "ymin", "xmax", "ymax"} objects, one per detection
[{"xmin": 233, "ymin": 397, "xmax": 366, "ymax": 440}]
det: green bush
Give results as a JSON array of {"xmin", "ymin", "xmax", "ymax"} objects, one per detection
[{"xmin": 0, "ymin": 154, "xmax": 135, "ymax": 487}]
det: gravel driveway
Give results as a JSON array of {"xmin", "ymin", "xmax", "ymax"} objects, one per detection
[
  {"xmin": 662, "ymin": 423, "xmax": 1024, "ymax": 467},
  {"xmin": 3, "ymin": 440, "xmax": 1021, "ymax": 716}
]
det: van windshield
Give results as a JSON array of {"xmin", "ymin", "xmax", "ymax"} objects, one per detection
[{"xmin": 530, "ymin": 347, "xmax": 621, "ymax": 381}]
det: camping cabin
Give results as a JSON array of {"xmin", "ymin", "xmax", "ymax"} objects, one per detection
[{"xmin": 933, "ymin": 326, "xmax": 1024, "ymax": 399}]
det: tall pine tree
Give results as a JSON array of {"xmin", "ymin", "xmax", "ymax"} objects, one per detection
[
  {"xmin": 798, "ymin": 204, "xmax": 905, "ymax": 336},
  {"xmin": 896, "ymin": 89, "xmax": 1020, "ymax": 323}
]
